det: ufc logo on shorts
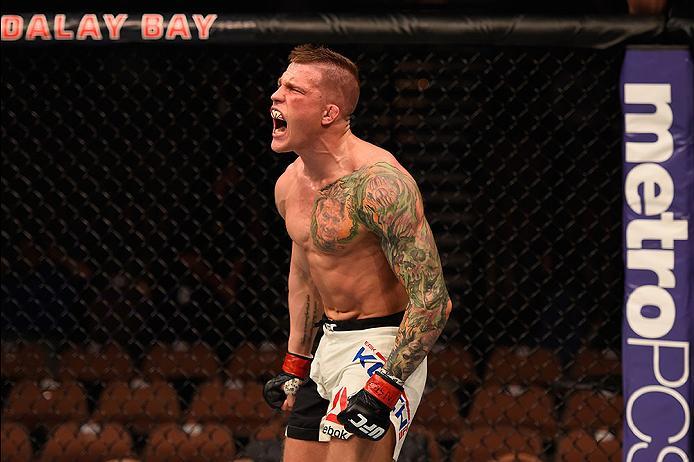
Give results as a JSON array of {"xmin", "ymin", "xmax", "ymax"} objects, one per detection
[{"xmin": 348, "ymin": 413, "xmax": 385, "ymax": 439}]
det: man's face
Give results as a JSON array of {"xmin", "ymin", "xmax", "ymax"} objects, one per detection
[{"xmin": 270, "ymin": 63, "xmax": 326, "ymax": 153}]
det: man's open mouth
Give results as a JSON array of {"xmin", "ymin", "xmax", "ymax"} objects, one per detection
[{"xmin": 271, "ymin": 109, "xmax": 287, "ymax": 135}]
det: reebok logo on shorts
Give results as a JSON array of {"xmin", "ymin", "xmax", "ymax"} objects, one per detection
[{"xmin": 322, "ymin": 423, "xmax": 351, "ymax": 440}]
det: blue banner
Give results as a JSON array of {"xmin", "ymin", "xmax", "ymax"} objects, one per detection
[{"xmin": 621, "ymin": 47, "xmax": 693, "ymax": 462}]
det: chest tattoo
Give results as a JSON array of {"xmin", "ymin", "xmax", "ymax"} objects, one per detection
[{"xmin": 311, "ymin": 178, "xmax": 361, "ymax": 253}]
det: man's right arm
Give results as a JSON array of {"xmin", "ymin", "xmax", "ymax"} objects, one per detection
[
  {"xmin": 264, "ymin": 169, "xmax": 323, "ymax": 410},
  {"xmin": 274, "ymin": 167, "xmax": 323, "ymax": 355},
  {"xmin": 287, "ymin": 242, "xmax": 323, "ymax": 356}
]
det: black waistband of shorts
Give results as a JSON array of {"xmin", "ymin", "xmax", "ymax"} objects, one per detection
[{"xmin": 314, "ymin": 311, "xmax": 404, "ymax": 331}]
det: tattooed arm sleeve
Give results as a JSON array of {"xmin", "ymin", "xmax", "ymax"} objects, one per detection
[
  {"xmin": 358, "ymin": 163, "xmax": 453, "ymax": 383},
  {"xmin": 287, "ymin": 241, "xmax": 324, "ymax": 356}
]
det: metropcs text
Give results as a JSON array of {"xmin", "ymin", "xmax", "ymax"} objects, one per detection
[
  {"xmin": 1, "ymin": 14, "xmax": 218, "ymax": 41},
  {"xmin": 623, "ymin": 83, "xmax": 690, "ymax": 462}
]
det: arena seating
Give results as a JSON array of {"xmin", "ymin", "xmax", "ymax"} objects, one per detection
[{"xmin": 0, "ymin": 340, "xmax": 627, "ymax": 460}]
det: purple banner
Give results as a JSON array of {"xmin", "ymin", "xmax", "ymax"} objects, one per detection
[{"xmin": 621, "ymin": 47, "xmax": 693, "ymax": 462}]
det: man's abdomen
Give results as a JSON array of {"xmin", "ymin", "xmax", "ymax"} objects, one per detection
[{"xmin": 307, "ymin": 243, "xmax": 408, "ymax": 320}]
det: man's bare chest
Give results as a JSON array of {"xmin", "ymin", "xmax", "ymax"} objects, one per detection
[{"xmin": 285, "ymin": 179, "xmax": 369, "ymax": 254}]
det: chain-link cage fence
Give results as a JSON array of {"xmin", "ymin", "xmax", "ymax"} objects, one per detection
[{"xmin": 2, "ymin": 41, "xmax": 624, "ymax": 462}]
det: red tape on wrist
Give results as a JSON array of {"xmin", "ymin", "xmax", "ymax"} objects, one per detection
[
  {"xmin": 282, "ymin": 352, "xmax": 311, "ymax": 379},
  {"xmin": 365, "ymin": 372, "xmax": 403, "ymax": 409}
]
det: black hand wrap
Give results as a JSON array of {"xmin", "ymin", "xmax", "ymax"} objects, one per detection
[
  {"xmin": 337, "ymin": 370, "xmax": 404, "ymax": 441},
  {"xmin": 262, "ymin": 352, "xmax": 312, "ymax": 409}
]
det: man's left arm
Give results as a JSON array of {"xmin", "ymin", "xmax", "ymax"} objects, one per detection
[
  {"xmin": 338, "ymin": 163, "xmax": 452, "ymax": 440},
  {"xmin": 362, "ymin": 165, "xmax": 452, "ymax": 382}
]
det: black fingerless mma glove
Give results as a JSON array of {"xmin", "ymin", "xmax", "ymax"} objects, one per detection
[
  {"xmin": 263, "ymin": 352, "xmax": 312, "ymax": 409},
  {"xmin": 337, "ymin": 370, "xmax": 403, "ymax": 441}
]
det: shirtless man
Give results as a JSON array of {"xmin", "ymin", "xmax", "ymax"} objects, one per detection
[{"xmin": 262, "ymin": 44, "xmax": 452, "ymax": 462}]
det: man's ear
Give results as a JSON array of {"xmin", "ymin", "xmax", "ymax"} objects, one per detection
[{"xmin": 321, "ymin": 104, "xmax": 340, "ymax": 126}]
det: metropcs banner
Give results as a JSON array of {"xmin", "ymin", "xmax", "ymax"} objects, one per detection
[{"xmin": 621, "ymin": 48, "xmax": 693, "ymax": 462}]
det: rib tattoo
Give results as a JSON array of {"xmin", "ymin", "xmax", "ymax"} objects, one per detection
[{"xmin": 301, "ymin": 294, "xmax": 321, "ymax": 347}]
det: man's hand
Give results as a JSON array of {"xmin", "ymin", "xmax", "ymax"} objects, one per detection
[
  {"xmin": 263, "ymin": 352, "xmax": 312, "ymax": 410},
  {"xmin": 337, "ymin": 370, "xmax": 403, "ymax": 441}
]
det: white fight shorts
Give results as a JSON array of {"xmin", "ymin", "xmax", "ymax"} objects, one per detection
[{"xmin": 286, "ymin": 311, "xmax": 427, "ymax": 461}]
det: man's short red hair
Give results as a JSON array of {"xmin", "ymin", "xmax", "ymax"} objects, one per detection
[{"xmin": 289, "ymin": 44, "xmax": 360, "ymax": 118}]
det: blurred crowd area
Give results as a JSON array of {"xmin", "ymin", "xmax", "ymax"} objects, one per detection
[
  {"xmin": 2, "ymin": 42, "xmax": 626, "ymax": 460},
  {"xmin": 1, "ymin": 339, "xmax": 622, "ymax": 461}
]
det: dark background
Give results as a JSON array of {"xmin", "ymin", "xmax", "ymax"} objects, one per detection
[{"xmin": 3, "ymin": 41, "xmax": 625, "ymax": 360}]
